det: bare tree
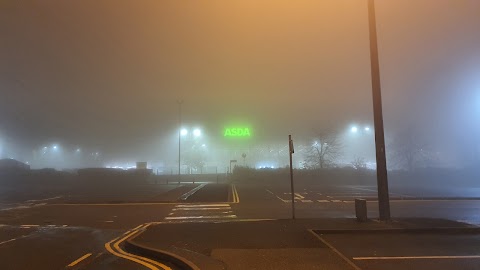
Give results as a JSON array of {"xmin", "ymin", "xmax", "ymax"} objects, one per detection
[
  {"xmin": 302, "ymin": 130, "xmax": 343, "ymax": 169},
  {"xmin": 388, "ymin": 128, "xmax": 435, "ymax": 171},
  {"xmin": 351, "ymin": 155, "xmax": 367, "ymax": 170}
]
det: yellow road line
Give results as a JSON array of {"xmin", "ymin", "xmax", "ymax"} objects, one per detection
[
  {"xmin": 105, "ymin": 238, "xmax": 159, "ymax": 270},
  {"xmin": 113, "ymin": 229, "xmax": 173, "ymax": 270},
  {"xmin": 67, "ymin": 253, "xmax": 92, "ymax": 267},
  {"xmin": 105, "ymin": 224, "xmax": 172, "ymax": 270},
  {"xmin": 231, "ymin": 184, "xmax": 240, "ymax": 203},
  {"xmin": 132, "ymin": 224, "xmax": 144, "ymax": 230}
]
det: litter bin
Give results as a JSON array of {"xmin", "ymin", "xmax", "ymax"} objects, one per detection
[{"xmin": 355, "ymin": 198, "xmax": 367, "ymax": 222}]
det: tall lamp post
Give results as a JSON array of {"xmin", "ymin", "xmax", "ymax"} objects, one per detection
[
  {"xmin": 177, "ymin": 99, "xmax": 183, "ymax": 184},
  {"xmin": 368, "ymin": 0, "xmax": 391, "ymax": 220}
]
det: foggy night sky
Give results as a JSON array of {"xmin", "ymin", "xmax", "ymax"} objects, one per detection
[{"xmin": 1, "ymin": 0, "xmax": 479, "ymax": 161}]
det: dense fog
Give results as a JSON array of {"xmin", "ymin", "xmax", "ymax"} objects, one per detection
[{"xmin": 1, "ymin": 0, "xmax": 479, "ymax": 174}]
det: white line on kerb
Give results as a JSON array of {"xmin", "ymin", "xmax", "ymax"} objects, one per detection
[{"xmin": 354, "ymin": 255, "xmax": 480, "ymax": 260}]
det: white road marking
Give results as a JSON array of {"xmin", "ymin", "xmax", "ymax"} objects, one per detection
[
  {"xmin": 309, "ymin": 230, "xmax": 361, "ymax": 270},
  {"xmin": 328, "ymin": 195, "xmax": 375, "ymax": 198},
  {"xmin": 20, "ymin": 225, "xmax": 40, "ymax": 228},
  {"xmin": 0, "ymin": 235, "xmax": 27, "ymax": 246},
  {"xmin": 173, "ymin": 207, "xmax": 231, "ymax": 211},
  {"xmin": 175, "ymin": 204, "xmax": 230, "ymax": 208},
  {"xmin": 265, "ymin": 189, "xmax": 274, "ymax": 195},
  {"xmin": 294, "ymin": 193, "xmax": 305, "ymax": 199},
  {"xmin": 350, "ymin": 186, "xmax": 414, "ymax": 197},
  {"xmin": 166, "ymin": 203, "xmax": 237, "ymax": 222},
  {"xmin": 301, "ymin": 200, "xmax": 313, "ymax": 203},
  {"xmin": 179, "ymin": 183, "xmax": 207, "ymax": 200},
  {"xmin": 274, "ymin": 195, "xmax": 290, "ymax": 203},
  {"xmin": 317, "ymin": 200, "xmax": 330, "ymax": 203},
  {"xmin": 331, "ymin": 200, "xmax": 342, "ymax": 203},
  {"xmin": 165, "ymin": 215, "xmax": 237, "ymax": 220},
  {"xmin": 25, "ymin": 196, "xmax": 63, "ymax": 203},
  {"xmin": 354, "ymin": 255, "xmax": 480, "ymax": 260}
]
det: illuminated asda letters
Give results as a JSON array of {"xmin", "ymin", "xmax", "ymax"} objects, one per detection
[{"xmin": 224, "ymin": 128, "xmax": 251, "ymax": 137}]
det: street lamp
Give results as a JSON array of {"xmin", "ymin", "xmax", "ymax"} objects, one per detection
[
  {"xmin": 180, "ymin": 128, "xmax": 188, "ymax": 136},
  {"xmin": 193, "ymin": 128, "xmax": 201, "ymax": 137},
  {"xmin": 177, "ymin": 99, "xmax": 184, "ymax": 182},
  {"xmin": 367, "ymin": 0, "xmax": 390, "ymax": 220},
  {"xmin": 351, "ymin": 126, "xmax": 358, "ymax": 133}
]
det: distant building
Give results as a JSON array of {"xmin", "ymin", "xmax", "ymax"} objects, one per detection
[
  {"xmin": 0, "ymin": 158, "xmax": 30, "ymax": 171},
  {"xmin": 136, "ymin": 162, "xmax": 148, "ymax": 170}
]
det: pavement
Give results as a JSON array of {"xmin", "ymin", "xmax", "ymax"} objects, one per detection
[{"xmin": 129, "ymin": 218, "xmax": 480, "ymax": 270}]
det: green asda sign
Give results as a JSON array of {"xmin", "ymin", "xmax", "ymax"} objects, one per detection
[{"xmin": 224, "ymin": 127, "xmax": 251, "ymax": 137}]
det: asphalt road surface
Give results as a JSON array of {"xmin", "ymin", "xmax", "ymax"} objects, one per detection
[
  {"xmin": 1, "ymin": 180, "xmax": 480, "ymax": 269},
  {"xmin": 315, "ymin": 232, "xmax": 480, "ymax": 270}
]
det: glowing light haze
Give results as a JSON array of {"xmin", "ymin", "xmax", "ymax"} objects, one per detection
[{"xmin": 1, "ymin": 0, "xmax": 479, "ymax": 168}]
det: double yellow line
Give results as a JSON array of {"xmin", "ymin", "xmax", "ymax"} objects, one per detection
[
  {"xmin": 231, "ymin": 184, "xmax": 240, "ymax": 203},
  {"xmin": 105, "ymin": 224, "xmax": 172, "ymax": 270}
]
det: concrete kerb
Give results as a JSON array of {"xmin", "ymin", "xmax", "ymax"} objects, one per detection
[
  {"xmin": 122, "ymin": 218, "xmax": 480, "ymax": 270},
  {"xmin": 124, "ymin": 228, "xmax": 200, "ymax": 270}
]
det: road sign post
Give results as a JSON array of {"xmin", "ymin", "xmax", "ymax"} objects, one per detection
[
  {"xmin": 289, "ymin": 135, "xmax": 295, "ymax": 220},
  {"xmin": 229, "ymin": 159, "xmax": 237, "ymax": 175}
]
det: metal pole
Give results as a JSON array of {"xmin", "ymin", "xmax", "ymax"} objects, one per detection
[
  {"xmin": 289, "ymin": 135, "xmax": 295, "ymax": 220},
  {"xmin": 177, "ymin": 99, "xmax": 183, "ymax": 185},
  {"xmin": 367, "ymin": 0, "xmax": 390, "ymax": 220}
]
